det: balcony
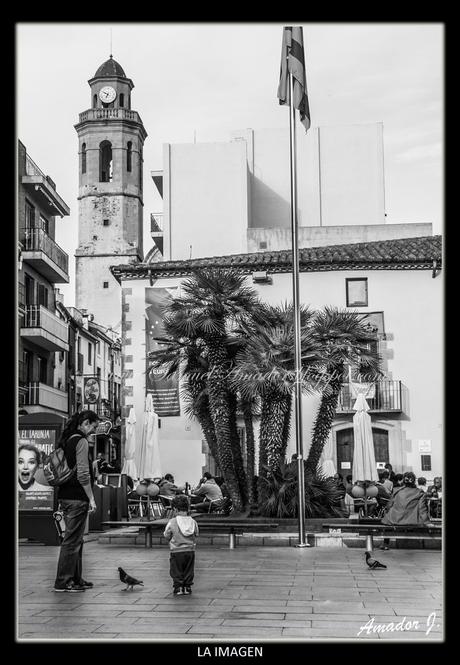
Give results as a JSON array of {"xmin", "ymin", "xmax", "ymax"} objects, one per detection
[
  {"xmin": 150, "ymin": 213, "xmax": 164, "ymax": 254},
  {"xmin": 21, "ymin": 155, "xmax": 70, "ymax": 218},
  {"xmin": 20, "ymin": 382, "xmax": 68, "ymax": 414},
  {"xmin": 21, "ymin": 305, "xmax": 69, "ymax": 352},
  {"xmin": 336, "ymin": 380, "xmax": 405, "ymax": 414},
  {"xmin": 77, "ymin": 108, "xmax": 146, "ymax": 138},
  {"xmin": 21, "ymin": 228, "xmax": 69, "ymax": 283}
]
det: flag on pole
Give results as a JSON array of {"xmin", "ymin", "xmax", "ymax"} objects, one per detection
[{"xmin": 277, "ymin": 26, "xmax": 311, "ymax": 131}]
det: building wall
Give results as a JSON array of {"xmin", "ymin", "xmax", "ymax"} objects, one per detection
[
  {"xmin": 120, "ymin": 280, "xmax": 205, "ymax": 486},
  {"xmin": 119, "ymin": 265, "xmax": 443, "ymax": 481},
  {"xmin": 248, "ymin": 222, "xmax": 433, "ymax": 253},
  {"xmin": 75, "ymin": 255, "xmax": 131, "ymax": 329},
  {"xmin": 163, "ymin": 141, "xmax": 249, "ymax": 261}
]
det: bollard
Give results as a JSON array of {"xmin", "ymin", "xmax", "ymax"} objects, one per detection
[
  {"xmin": 365, "ymin": 534, "xmax": 373, "ymax": 551},
  {"xmin": 229, "ymin": 532, "xmax": 236, "ymax": 549}
]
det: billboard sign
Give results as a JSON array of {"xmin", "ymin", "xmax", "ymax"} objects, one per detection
[
  {"xmin": 18, "ymin": 429, "xmax": 55, "ymax": 511},
  {"xmin": 145, "ymin": 286, "xmax": 180, "ymax": 416}
]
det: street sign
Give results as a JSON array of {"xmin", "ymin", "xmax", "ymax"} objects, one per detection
[{"xmin": 96, "ymin": 420, "xmax": 112, "ymax": 435}]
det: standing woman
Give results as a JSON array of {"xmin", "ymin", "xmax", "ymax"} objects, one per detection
[{"xmin": 54, "ymin": 410, "xmax": 99, "ymax": 593}]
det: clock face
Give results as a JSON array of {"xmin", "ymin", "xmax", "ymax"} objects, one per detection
[{"xmin": 99, "ymin": 86, "xmax": 117, "ymax": 103}]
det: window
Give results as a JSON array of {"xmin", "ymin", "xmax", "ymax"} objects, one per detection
[
  {"xmin": 421, "ymin": 455, "xmax": 432, "ymax": 471},
  {"xmin": 38, "ymin": 355, "xmax": 47, "ymax": 383},
  {"xmin": 38, "ymin": 284, "xmax": 49, "ymax": 309},
  {"xmin": 119, "ymin": 93, "xmax": 124, "ymax": 107},
  {"xmin": 25, "ymin": 274, "xmax": 35, "ymax": 305},
  {"xmin": 103, "ymin": 219, "xmax": 110, "ymax": 226},
  {"xmin": 99, "ymin": 141, "xmax": 113, "ymax": 182},
  {"xmin": 39, "ymin": 214, "xmax": 49, "ymax": 234},
  {"xmin": 97, "ymin": 341, "xmax": 101, "ymax": 355},
  {"xmin": 82, "ymin": 143, "xmax": 87, "ymax": 174},
  {"xmin": 346, "ymin": 278, "xmax": 368, "ymax": 307},
  {"xmin": 127, "ymin": 141, "xmax": 132, "ymax": 172},
  {"xmin": 103, "ymin": 281, "xmax": 109, "ymax": 289},
  {"xmin": 93, "ymin": 94, "xmax": 97, "ymax": 108},
  {"xmin": 88, "ymin": 342, "xmax": 92, "ymax": 365},
  {"xmin": 25, "ymin": 200, "xmax": 35, "ymax": 229}
]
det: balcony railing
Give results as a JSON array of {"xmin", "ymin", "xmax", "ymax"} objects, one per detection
[
  {"xmin": 78, "ymin": 108, "xmax": 142, "ymax": 123},
  {"xmin": 336, "ymin": 380, "xmax": 404, "ymax": 414},
  {"xmin": 21, "ymin": 305, "xmax": 69, "ymax": 351},
  {"xmin": 150, "ymin": 213, "xmax": 163, "ymax": 232},
  {"xmin": 20, "ymin": 382, "xmax": 68, "ymax": 413},
  {"xmin": 21, "ymin": 228, "xmax": 69, "ymax": 276}
]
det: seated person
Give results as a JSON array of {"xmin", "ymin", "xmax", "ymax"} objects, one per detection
[
  {"xmin": 332, "ymin": 473, "xmax": 346, "ymax": 499},
  {"xmin": 214, "ymin": 476, "xmax": 230, "ymax": 498},
  {"xmin": 158, "ymin": 473, "xmax": 184, "ymax": 500},
  {"xmin": 368, "ymin": 474, "xmax": 391, "ymax": 517},
  {"xmin": 417, "ymin": 477, "xmax": 428, "ymax": 492},
  {"xmin": 426, "ymin": 476, "xmax": 442, "ymax": 518},
  {"xmin": 379, "ymin": 469, "xmax": 393, "ymax": 494},
  {"xmin": 393, "ymin": 473, "xmax": 404, "ymax": 488},
  {"xmin": 381, "ymin": 471, "xmax": 429, "ymax": 526},
  {"xmin": 426, "ymin": 476, "xmax": 442, "ymax": 499},
  {"xmin": 191, "ymin": 472, "xmax": 223, "ymax": 512}
]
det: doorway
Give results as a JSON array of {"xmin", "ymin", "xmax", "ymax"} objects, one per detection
[{"xmin": 336, "ymin": 427, "xmax": 389, "ymax": 477}]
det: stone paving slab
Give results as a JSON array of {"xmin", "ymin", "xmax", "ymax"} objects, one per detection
[{"xmin": 17, "ymin": 542, "xmax": 443, "ymax": 644}]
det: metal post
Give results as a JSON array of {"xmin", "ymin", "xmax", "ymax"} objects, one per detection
[
  {"xmin": 288, "ymin": 70, "xmax": 308, "ymax": 548},
  {"xmin": 229, "ymin": 532, "xmax": 236, "ymax": 549}
]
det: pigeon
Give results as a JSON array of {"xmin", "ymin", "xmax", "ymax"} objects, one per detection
[
  {"xmin": 365, "ymin": 551, "xmax": 387, "ymax": 569},
  {"xmin": 118, "ymin": 566, "xmax": 144, "ymax": 590}
]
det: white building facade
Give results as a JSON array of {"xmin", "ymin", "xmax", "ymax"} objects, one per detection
[{"xmin": 111, "ymin": 235, "xmax": 443, "ymax": 487}]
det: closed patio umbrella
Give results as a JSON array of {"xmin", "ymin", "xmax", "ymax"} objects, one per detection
[
  {"xmin": 138, "ymin": 393, "xmax": 162, "ymax": 481},
  {"xmin": 121, "ymin": 407, "xmax": 138, "ymax": 481},
  {"xmin": 352, "ymin": 393, "xmax": 378, "ymax": 482}
]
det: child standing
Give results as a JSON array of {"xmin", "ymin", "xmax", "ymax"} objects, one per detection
[{"xmin": 163, "ymin": 494, "xmax": 199, "ymax": 595}]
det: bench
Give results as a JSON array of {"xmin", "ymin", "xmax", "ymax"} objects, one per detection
[
  {"xmin": 322, "ymin": 521, "xmax": 442, "ymax": 552},
  {"xmin": 102, "ymin": 519, "xmax": 279, "ymax": 549}
]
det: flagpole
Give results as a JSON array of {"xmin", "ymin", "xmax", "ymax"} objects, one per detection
[{"xmin": 288, "ymin": 69, "xmax": 308, "ymax": 548}]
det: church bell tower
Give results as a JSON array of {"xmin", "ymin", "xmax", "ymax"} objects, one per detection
[{"xmin": 74, "ymin": 55, "xmax": 147, "ymax": 329}]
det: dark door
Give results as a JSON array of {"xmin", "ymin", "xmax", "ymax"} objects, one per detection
[
  {"xmin": 372, "ymin": 428, "xmax": 389, "ymax": 466},
  {"xmin": 336, "ymin": 427, "xmax": 389, "ymax": 476},
  {"xmin": 336, "ymin": 428, "xmax": 354, "ymax": 477}
]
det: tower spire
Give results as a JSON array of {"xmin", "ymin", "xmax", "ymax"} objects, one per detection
[{"xmin": 110, "ymin": 28, "xmax": 113, "ymax": 58}]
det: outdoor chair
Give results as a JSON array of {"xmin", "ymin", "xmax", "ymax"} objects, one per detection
[{"xmin": 208, "ymin": 496, "xmax": 233, "ymax": 515}]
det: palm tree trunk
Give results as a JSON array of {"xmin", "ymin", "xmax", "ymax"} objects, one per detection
[
  {"xmin": 241, "ymin": 398, "xmax": 256, "ymax": 504},
  {"xmin": 257, "ymin": 390, "xmax": 290, "ymax": 505},
  {"xmin": 207, "ymin": 341, "xmax": 245, "ymax": 512},
  {"xmin": 195, "ymin": 398, "xmax": 220, "ymax": 468},
  {"xmin": 228, "ymin": 390, "xmax": 249, "ymax": 506},
  {"xmin": 305, "ymin": 363, "xmax": 344, "ymax": 474},
  {"xmin": 280, "ymin": 393, "xmax": 292, "ymax": 463}
]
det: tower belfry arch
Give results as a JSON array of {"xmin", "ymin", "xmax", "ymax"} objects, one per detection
[{"xmin": 74, "ymin": 55, "xmax": 147, "ymax": 329}]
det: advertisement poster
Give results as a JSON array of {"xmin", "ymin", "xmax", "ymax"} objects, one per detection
[
  {"xmin": 145, "ymin": 286, "xmax": 180, "ymax": 416},
  {"xmin": 18, "ymin": 429, "xmax": 55, "ymax": 511}
]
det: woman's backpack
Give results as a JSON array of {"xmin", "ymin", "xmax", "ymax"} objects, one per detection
[{"xmin": 43, "ymin": 434, "xmax": 80, "ymax": 487}]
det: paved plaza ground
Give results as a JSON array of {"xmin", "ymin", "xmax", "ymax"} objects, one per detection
[{"xmin": 17, "ymin": 540, "xmax": 443, "ymax": 643}]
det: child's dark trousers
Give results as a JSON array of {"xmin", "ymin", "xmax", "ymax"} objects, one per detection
[{"xmin": 169, "ymin": 551, "xmax": 195, "ymax": 590}]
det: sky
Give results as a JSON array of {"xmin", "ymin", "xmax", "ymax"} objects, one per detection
[{"xmin": 17, "ymin": 22, "xmax": 443, "ymax": 308}]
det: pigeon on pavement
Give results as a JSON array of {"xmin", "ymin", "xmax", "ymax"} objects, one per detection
[
  {"xmin": 365, "ymin": 551, "xmax": 387, "ymax": 569},
  {"xmin": 118, "ymin": 566, "xmax": 144, "ymax": 590}
]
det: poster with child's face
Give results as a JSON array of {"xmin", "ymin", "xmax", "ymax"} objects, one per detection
[{"xmin": 18, "ymin": 429, "xmax": 55, "ymax": 511}]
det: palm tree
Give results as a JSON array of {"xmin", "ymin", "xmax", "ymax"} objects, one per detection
[
  {"xmin": 305, "ymin": 307, "xmax": 382, "ymax": 474},
  {"xmin": 166, "ymin": 268, "xmax": 262, "ymax": 513},
  {"xmin": 231, "ymin": 303, "xmax": 325, "ymax": 505}
]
